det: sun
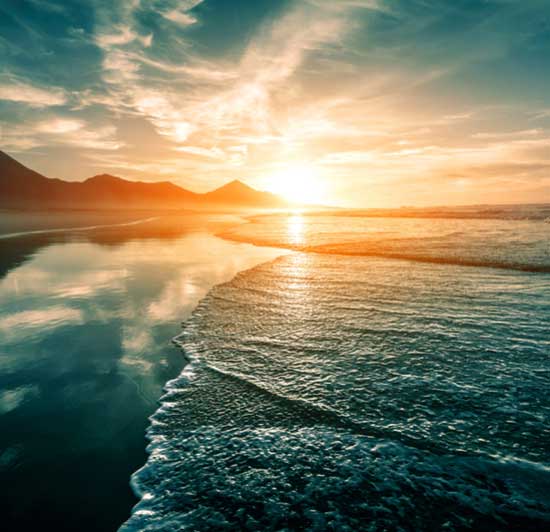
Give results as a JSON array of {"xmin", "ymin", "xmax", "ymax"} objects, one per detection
[{"xmin": 266, "ymin": 163, "xmax": 327, "ymax": 205}]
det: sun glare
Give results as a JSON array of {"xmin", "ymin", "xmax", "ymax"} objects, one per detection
[{"xmin": 267, "ymin": 164, "xmax": 327, "ymax": 205}]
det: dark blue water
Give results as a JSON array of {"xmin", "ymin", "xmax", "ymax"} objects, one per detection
[
  {"xmin": 0, "ymin": 215, "xmax": 281, "ymax": 531},
  {"xmin": 124, "ymin": 214, "xmax": 550, "ymax": 531}
]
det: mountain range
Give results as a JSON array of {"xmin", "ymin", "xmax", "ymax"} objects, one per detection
[{"xmin": 0, "ymin": 150, "xmax": 290, "ymax": 210}]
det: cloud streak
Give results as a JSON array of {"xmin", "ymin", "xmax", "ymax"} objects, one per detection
[{"xmin": 0, "ymin": 77, "xmax": 66, "ymax": 107}]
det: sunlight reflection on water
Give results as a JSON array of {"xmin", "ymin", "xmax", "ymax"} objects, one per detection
[
  {"xmin": 286, "ymin": 214, "xmax": 305, "ymax": 245},
  {"xmin": 224, "ymin": 213, "xmax": 550, "ymax": 271}
]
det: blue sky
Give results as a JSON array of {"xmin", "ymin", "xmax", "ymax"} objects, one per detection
[{"xmin": 1, "ymin": 0, "xmax": 549, "ymax": 206}]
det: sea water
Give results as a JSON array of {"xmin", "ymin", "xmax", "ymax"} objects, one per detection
[
  {"xmin": 124, "ymin": 211, "xmax": 550, "ymax": 531},
  {"xmin": 0, "ymin": 215, "xmax": 282, "ymax": 532}
]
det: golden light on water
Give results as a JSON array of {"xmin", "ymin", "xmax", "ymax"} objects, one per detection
[
  {"xmin": 265, "ymin": 164, "xmax": 327, "ymax": 205},
  {"xmin": 286, "ymin": 214, "xmax": 305, "ymax": 245}
]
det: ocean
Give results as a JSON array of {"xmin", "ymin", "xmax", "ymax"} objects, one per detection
[
  {"xmin": 122, "ymin": 209, "xmax": 550, "ymax": 531},
  {"xmin": 0, "ymin": 209, "xmax": 548, "ymax": 531}
]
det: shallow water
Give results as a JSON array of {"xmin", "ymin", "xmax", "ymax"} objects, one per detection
[
  {"xmin": 124, "ymin": 212, "xmax": 550, "ymax": 531},
  {"xmin": 221, "ymin": 214, "xmax": 550, "ymax": 272},
  {"xmin": 0, "ymin": 216, "xmax": 282, "ymax": 531}
]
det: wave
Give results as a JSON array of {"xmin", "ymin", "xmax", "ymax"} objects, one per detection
[
  {"xmin": 186, "ymin": 360, "xmax": 453, "ymax": 455},
  {"xmin": 218, "ymin": 214, "xmax": 550, "ymax": 273},
  {"xmin": 223, "ymin": 233, "xmax": 550, "ymax": 273},
  {"xmin": 122, "ymin": 250, "xmax": 550, "ymax": 530},
  {"xmin": 308, "ymin": 244, "xmax": 550, "ymax": 273},
  {"xmin": 124, "ymin": 426, "xmax": 550, "ymax": 531}
]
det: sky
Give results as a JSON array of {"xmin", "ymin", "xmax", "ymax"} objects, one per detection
[{"xmin": 1, "ymin": 0, "xmax": 550, "ymax": 207}]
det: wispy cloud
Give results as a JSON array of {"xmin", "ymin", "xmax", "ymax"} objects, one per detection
[
  {"xmin": 36, "ymin": 118, "xmax": 85, "ymax": 134},
  {"xmin": 529, "ymin": 109, "xmax": 550, "ymax": 122},
  {"xmin": 2, "ymin": 117, "xmax": 122, "ymax": 152},
  {"xmin": 96, "ymin": 24, "xmax": 142, "ymax": 47},
  {"xmin": 175, "ymin": 145, "xmax": 225, "ymax": 159},
  {"xmin": 471, "ymin": 129, "xmax": 544, "ymax": 140},
  {"xmin": 0, "ymin": 76, "xmax": 66, "ymax": 107},
  {"xmin": 89, "ymin": 0, "xmax": 354, "ymax": 150},
  {"xmin": 161, "ymin": 3, "xmax": 201, "ymax": 27}
]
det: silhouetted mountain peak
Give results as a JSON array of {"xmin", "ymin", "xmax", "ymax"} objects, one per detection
[
  {"xmin": 85, "ymin": 173, "xmax": 126, "ymax": 185},
  {"xmin": 0, "ymin": 150, "xmax": 36, "ymax": 173},
  {"xmin": 202, "ymin": 178, "xmax": 286, "ymax": 207},
  {"xmin": 212, "ymin": 179, "xmax": 253, "ymax": 193},
  {"xmin": 0, "ymin": 149, "xmax": 54, "ymax": 185},
  {"xmin": 0, "ymin": 150, "xmax": 290, "ymax": 210}
]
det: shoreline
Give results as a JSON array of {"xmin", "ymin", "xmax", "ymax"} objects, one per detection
[
  {"xmin": 0, "ymin": 214, "xmax": 284, "ymax": 532},
  {"xmin": 0, "ymin": 216, "xmax": 159, "ymax": 240}
]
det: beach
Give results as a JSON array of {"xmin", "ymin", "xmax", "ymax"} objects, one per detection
[
  {"xmin": 0, "ymin": 210, "xmax": 548, "ymax": 531},
  {"xmin": 0, "ymin": 214, "xmax": 282, "ymax": 531}
]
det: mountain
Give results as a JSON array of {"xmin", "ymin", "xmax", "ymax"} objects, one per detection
[
  {"xmin": 78, "ymin": 174, "xmax": 198, "ymax": 208},
  {"xmin": 0, "ymin": 149, "xmax": 69, "ymax": 206},
  {"xmin": 202, "ymin": 179, "xmax": 287, "ymax": 207},
  {"xmin": 0, "ymin": 150, "xmax": 289, "ymax": 210}
]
